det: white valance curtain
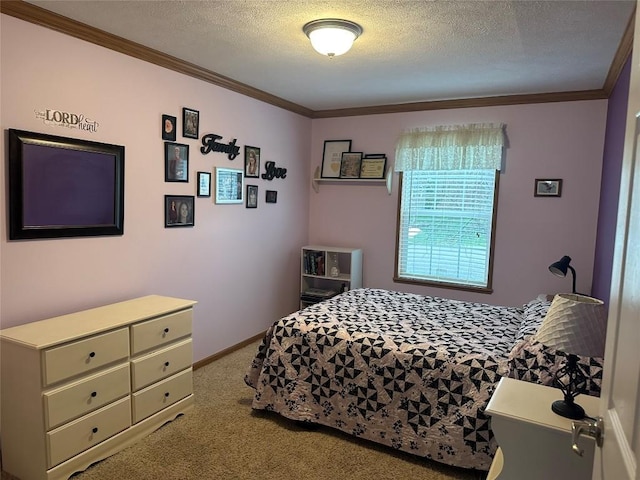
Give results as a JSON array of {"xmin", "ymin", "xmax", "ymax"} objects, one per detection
[{"xmin": 394, "ymin": 123, "xmax": 505, "ymax": 172}]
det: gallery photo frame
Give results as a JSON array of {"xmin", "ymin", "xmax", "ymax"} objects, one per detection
[
  {"xmin": 321, "ymin": 139, "xmax": 351, "ymax": 178},
  {"xmin": 165, "ymin": 195, "xmax": 194, "ymax": 227},
  {"xmin": 197, "ymin": 171, "xmax": 211, "ymax": 197},
  {"xmin": 161, "ymin": 114, "xmax": 176, "ymax": 141},
  {"xmin": 534, "ymin": 178, "xmax": 563, "ymax": 197},
  {"xmin": 182, "ymin": 107, "xmax": 199, "ymax": 139},
  {"xmin": 265, "ymin": 190, "xmax": 278, "ymax": 204},
  {"xmin": 244, "ymin": 145, "xmax": 260, "ymax": 178},
  {"xmin": 246, "ymin": 184, "xmax": 258, "ymax": 208},
  {"xmin": 215, "ymin": 167, "xmax": 244, "ymax": 204},
  {"xmin": 164, "ymin": 142, "xmax": 189, "ymax": 183}
]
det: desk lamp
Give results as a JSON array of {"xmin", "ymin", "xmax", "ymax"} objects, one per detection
[{"xmin": 549, "ymin": 255, "xmax": 576, "ymax": 293}]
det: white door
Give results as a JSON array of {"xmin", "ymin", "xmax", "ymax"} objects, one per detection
[{"xmin": 592, "ymin": 3, "xmax": 640, "ymax": 479}]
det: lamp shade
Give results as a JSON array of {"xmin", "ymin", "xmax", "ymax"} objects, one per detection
[
  {"xmin": 534, "ymin": 293, "xmax": 606, "ymax": 357},
  {"xmin": 303, "ymin": 19, "xmax": 362, "ymax": 57},
  {"xmin": 549, "ymin": 255, "xmax": 572, "ymax": 277}
]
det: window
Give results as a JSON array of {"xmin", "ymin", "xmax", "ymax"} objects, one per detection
[
  {"xmin": 394, "ymin": 123, "xmax": 504, "ymax": 292},
  {"xmin": 396, "ymin": 169, "xmax": 498, "ymax": 290}
]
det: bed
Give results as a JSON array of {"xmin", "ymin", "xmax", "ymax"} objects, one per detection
[{"xmin": 244, "ymin": 288, "xmax": 603, "ymax": 471}]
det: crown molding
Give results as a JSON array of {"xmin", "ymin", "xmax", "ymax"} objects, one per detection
[
  {"xmin": 310, "ymin": 90, "xmax": 608, "ymax": 119},
  {"xmin": 603, "ymin": 4, "xmax": 635, "ymax": 96}
]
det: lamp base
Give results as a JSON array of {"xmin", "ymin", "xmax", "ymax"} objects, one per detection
[{"xmin": 552, "ymin": 399, "xmax": 585, "ymax": 420}]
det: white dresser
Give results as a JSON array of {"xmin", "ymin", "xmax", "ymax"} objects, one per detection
[{"xmin": 0, "ymin": 295, "xmax": 197, "ymax": 480}]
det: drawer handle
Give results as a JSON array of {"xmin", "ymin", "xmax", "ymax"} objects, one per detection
[
  {"xmin": 164, "ymin": 392, "xmax": 170, "ymax": 398},
  {"xmin": 163, "ymin": 328, "xmax": 170, "ymax": 335},
  {"xmin": 91, "ymin": 391, "xmax": 97, "ymax": 398},
  {"xmin": 89, "ymin": 351, "xmax": 96, "ymax": 358},
  {"xmin": 164, "ymin": 361, "xmax": 170, "ymax": 367},
  {"xmin": 92, "ymin": 427, "xmax": 98, "ymax": 434}
]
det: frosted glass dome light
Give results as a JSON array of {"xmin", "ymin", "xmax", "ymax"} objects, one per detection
[{"xmin": 303, "ymin": 19, "xmax": 363, "ymax": 57}]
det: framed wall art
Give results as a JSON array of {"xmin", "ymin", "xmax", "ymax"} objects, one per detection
[
  {"xmin": 360, "ymin": 155, "xmax": 387, "ymax": 179},
  {"xmin": 215, "ymin": 167, "xmax": 244, "ymax": 204},
  {"xmin": 165, "ymin": 195, "xmax": 194, "ymax": 227},
  {"xmin": 246, "ymin": 184, "xmax": 258, "ymax": 208},
  {"xmin": 164, "ymin": 142, "xmax": 189, "ymax": 182},
  {"xmin": 321, "ymin": 139, "xmax": 351, "ymax": 178},
  {"xmin": 534, "ymin": 179, "xmax": 563, "ymax": 197},
  {"xmin": 340, "ymin": 152, "xmax": 363, "ymax": 178},
  {"xmin": 244, "ymin": 146, "xmax": 260, "ymax": 178},
  {"xmin": 265, "ymin": 190, "xmax": 278, "ymax": 204},
  {"xmin": 182, "ymin": 107, "xmax": 199, "ymax": 139},
  {"xmin": 7, "ymin": 128, "xmax": 125, "ymax": 240},
  {"xmin": 162, "ymin": 114, "xmax": 176, "ymax": 141},
  {"xmin": 197, "ymin": 171, "xmax": 211, "ymax": 197}
]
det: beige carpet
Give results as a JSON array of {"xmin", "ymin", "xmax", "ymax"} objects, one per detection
[{"xmin": 2, "ymin": 341, "xmax": 486, "ymax": 480}]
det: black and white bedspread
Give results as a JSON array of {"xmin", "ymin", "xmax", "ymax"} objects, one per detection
[{"xmin": 245, "ymin": 288, "xmax": 524, "ymax": 471}]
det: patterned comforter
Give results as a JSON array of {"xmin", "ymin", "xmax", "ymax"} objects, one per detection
[{"xmin": 245, "ymin": 288, "xmax": 524, "ymax": 471}]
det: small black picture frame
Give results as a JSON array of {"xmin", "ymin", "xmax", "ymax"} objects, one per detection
[
  {"xmin": 165, "ymin": 142, "xmax": 189, "ymax": 183},
  {"xmin": 197, "ymin": 171, "xmax": 211, "ymax": 197},
  {"xmin": 165, "ymin": 195, "xmax": 194, "ymax": 227},
  {"xmin": 162, "ymin": 114, "xmax": 176, "ymax": 141},
  {"xmin": 244, "ymin": 145, "xmax": 260, "ymax": 178},
  {"xmin": 534, "ymin": 178, "xmax": 563, "ymax": 197},
  {"xmin": 182, "ymin": 107, "xmax": 199, "ymax": 139},
  {"xmin": 246, "ymin": 185, "xmax": 258, "ymax": 208},
  {"xmin": 265, "ymin": 190, "xmax": 278, "ymax": 204}
]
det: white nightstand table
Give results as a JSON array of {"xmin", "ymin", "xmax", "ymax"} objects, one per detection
[{"xmin": 486, "ymin": 377, "xmax": 599, "ymax": 480}]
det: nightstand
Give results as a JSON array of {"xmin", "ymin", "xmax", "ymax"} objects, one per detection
[{"xmin": 486, "ymin": 377, "xmax": 599, "ymax": 480}]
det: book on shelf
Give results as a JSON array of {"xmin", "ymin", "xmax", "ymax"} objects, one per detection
[{"xmin": 303, "ymin": 251, "xmax": 325, "ymax": 276}]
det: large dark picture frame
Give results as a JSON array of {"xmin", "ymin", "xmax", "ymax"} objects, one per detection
[{"xmin": 8, "ymin": 129, "xmax": 125, "ymax": 240}]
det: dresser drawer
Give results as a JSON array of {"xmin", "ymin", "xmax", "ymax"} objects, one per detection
[
  {"xmin": 46, "ymin": 396, "xmax": 131, "ymax": 468},
  {"xmin": 131, "ymin": 338, "xmax": 193, "ymax": 391},
  {"xmin": 43, "ymin": 363, "xmax": 130, "ymax": 430},
  {"xmin": 132, "ymin": 368, "xmax": 192, "ymax": 423},
  {"xmin": 130, "ymin": 309, "xmax": 192, "ymax": 355},
  {"xmin": 43, "ymin": 328, "xmax": 130, "ymax": 386}
]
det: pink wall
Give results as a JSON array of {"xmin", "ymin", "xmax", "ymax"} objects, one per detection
[
  {"xmin": 0, "ymin": 14, "xmax": 610, "ymax": 362},
  {"xmin": 0, "ymin": 16, "xmax": 311, "ymax": 362},
  {"xmin": 309, "ymin": 101, "xmax": 608, "ymax": 306}
]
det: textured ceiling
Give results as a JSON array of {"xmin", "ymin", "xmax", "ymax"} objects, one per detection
[{"xmin": 25, "ymin": 0, "xmax": 635, "ymax": 112}]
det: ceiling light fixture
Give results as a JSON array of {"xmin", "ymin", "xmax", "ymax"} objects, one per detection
[{"xmin": 303, "ymin": 19, "xmax": 362, "ymax": 58}]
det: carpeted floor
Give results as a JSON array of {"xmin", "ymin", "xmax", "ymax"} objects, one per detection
[{"xmin": 2, "ymin": 340, "xmax": 487, "ymax": 480}]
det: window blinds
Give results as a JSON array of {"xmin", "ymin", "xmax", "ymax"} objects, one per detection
[{"xmin": 397, "ymin": 169, "xmax": 497, "ymax": 287}]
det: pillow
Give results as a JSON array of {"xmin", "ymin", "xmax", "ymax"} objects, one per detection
[
  {"xmin": 507, "ymin": 338, "xmax": 603, "ymax": 397},
  {"xmin": 514, "ymin": 296, "xmax": 552, "ymax": 342}
]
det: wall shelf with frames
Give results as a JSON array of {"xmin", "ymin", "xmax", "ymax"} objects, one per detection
[{"xmin": 311, "ymin": 166, "xmax": 393, "ymax": 195}]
